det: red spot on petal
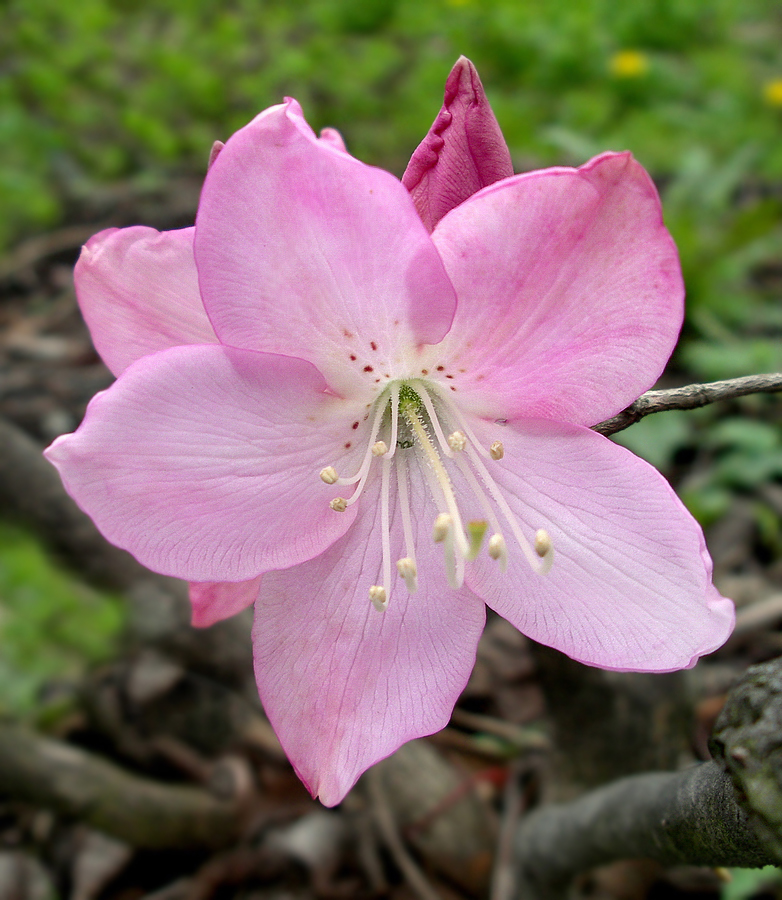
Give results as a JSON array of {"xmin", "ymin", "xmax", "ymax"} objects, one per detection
[
  {"xmin": 370, "ymin": 341, "xmax": 378, "ymax": 351},
  {"xmin": 363, "ymin": 365, "xmax": 374, "ymax": 372},
  {"xmin": 343, "ymin": 329, "xmax": 354, "ymax": 338},
  {"xmin": 436, "ymin": 365, "xmax": 445, "ymax": 371},
  {"xmin": 421, "ymin": 369, "xmax": 429, "ymax": 375},
  {"xmin": 345, "ymin": 442, "xmax": 352, "ymax": 448},
  {"xmin": 446, "ymin": 374, "xmax": 454, "ymax": 379},
  {"xmin": 352, "ymin": 421, "xmax": 359, "ymax": 429},
  {"xmin": 350, "ymin": 354, "xmax": 357, "ymax": 361}
]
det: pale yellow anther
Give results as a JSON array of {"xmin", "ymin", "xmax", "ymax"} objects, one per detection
[
  {"xmin": 329, "ymin": 497, "xmax": 348, "ymax": 512},
  {"xmin": 535, "ymin": 528, "xmax": 553, "ymax": 558},
  {"xmin": 396, "ymin": 557, "xmax": 418, "ymax": 592},
  {"xmin": 369, "ymin": 584, "xmax": 388, "ymax": 612},
  {"xmin": 490, "ymin": 440, "xmax": 504, "ymax": 460},
  {"xmin": 372, "ymin": 441, "xmax": 388, "ymax": 457},
  {"xmin": 488, "ymin": 533, "xmax": 506, "ymax": 561},
  {"xmin": 432, "ymin": 513, "xmax": 452, "ymax": 543},
  {"xmin": 320, "ymin": 466, "xmax": 339, "ymax": 485},
  {"xmin": 447, "ymin": 430, "xmax": 466, "ymax": 452}
]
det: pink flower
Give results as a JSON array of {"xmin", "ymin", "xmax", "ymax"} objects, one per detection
[{"xmin": 45, "ymin": 60, "xmax": 734, "ymax": 806}]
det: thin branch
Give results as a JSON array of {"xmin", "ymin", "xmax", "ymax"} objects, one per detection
[
  {"xmin": 0, "ymin": 723, "xmax": 245, "ymax": 849},
  {"xmin": 594, "ymin": 373, "xmax": 782, "ymax": 437},
  {"xmin": 366, "ymin": 768, "xmax": 443, "ymax": 900}
]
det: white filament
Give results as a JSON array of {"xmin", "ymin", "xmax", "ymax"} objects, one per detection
[{"xmin": 323, "ymin": 378, "xmax": 554, "ymax": 609}]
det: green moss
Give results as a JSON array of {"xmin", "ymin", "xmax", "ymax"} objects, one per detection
[{"xmin": 0, "ymin": 521, "xmax": 125, "ymax": 717}]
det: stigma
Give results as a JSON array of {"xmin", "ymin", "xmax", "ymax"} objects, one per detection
[{"xmin": 320, "ymin": 380, "xmax": 554, "ymax": 611}]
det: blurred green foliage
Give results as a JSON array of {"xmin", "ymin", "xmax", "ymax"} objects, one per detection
[
  {"xmin": 0, "ymin": 521, "xmax": 124, "ymax": 716},
  {"xmin": 3, "ymin": 0, "xmax": 782, "ymax": 373},
  {"xmin": 723, "ymin": 867, "xmax": 782, "ymax": 900},
  {"xmin": 2, "ymin": 0, "xmax": 782, "ymax": 529}
]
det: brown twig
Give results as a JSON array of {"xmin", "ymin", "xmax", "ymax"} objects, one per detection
[
  {"xmin": 365, "ymin": 767, "xmax": 443, "ymax": 900},
  {"xmin": 491, "ymin": 762, "xmax": 527, "ymax": 900},
  {"xmin": 594, "ymin": 373, "xmax": 782, "ymax": 437}
]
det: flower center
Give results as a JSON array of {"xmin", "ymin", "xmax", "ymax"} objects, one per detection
[{"xmin": 320, "ymin": 380, "xmax": 553, "ymax": 611}]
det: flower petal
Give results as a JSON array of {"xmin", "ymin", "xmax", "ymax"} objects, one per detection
[
  {"xmin": 189, "ymin": 577, "xmax": 262, "ymax": 627},
  {"xmin": 44, "ymin": 345, "xmax": 361, "ymax": 582},
  {"xmin": 403, "ymin": 56, "xmax": 513, "ymax": 232},
  {"xmin": 430, "ymin": 152, "xmax": 684, "ymax": 425},
  {"xmin": 463, "ymin": 417, "xmax": 734, "ymax": 672},
  {"xmin": 75, "ymin": 226, "xmax": 217, "ymax": 376},
  {"xmin": 194, "ymin": 99, "xmax": 457, "ymax": 398},
  {"xmin": 252, "ymin": 461, "xmax": 485, "ymax": 806}
]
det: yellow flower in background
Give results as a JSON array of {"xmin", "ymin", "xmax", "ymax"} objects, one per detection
[
  {"xmin": 610, "ymin": 50, "xmax": 650, "ymax": 79},
  {"xmin": 763, "ymin": 79, "xmax": 782, "ymax": 107}
]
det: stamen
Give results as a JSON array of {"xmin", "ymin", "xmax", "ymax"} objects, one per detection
[
  {"xmin": 330, "ymin": 497, "xmax": 347, "ymax": 512},
  {"xmin": 396, "ymin": 452, "xmax": 417, "ymax": 586},
  {"xmin": 422, "ymin": 386, "xmax": 553, "ymax": 576},
  {"xmin": 535, "ymin": 528, "xmax": 554, "ymax": 575},
  {"xmin": 320, "ymin": 466, "xmax": 339, "ymax": 484},
  {"xmin": 369, "ymin": 585, "xmax": 388, "ymax": 612},
  {"xmin": 405, "ymin": 405, "xmax": 470, "ymax": 559},
  {"xmin": 380, "ymin": 455, "xmax": 392, "ymax": 602},
  {"xmin": 488, "ymin": 533, "xmax": 507, "ymax": 567},
  {"xmin": 396, "ymin": 557, "xmax": 418, "ymax": 592},
  {"xmin": 417, "ymin": 384, "xmax": 455, "ymax": 458},
  {"xmin": 427, "ymin": 385, "xmax": 493, "ymax": 459},
  {"xmin": 447, "ymin": 431, "xmax": 467, "ymax": 452},
  {"xmin": 433, "ymin": 513, "xmax": 452, "ymax": 543},
  {"xmin": 450, "ymin": 451, "xmax": 506, "ymax": 561},
  {"xmin": 372, "ymin": 441, "xmax": 388, "ymax": 456},
  {"xmin": 383, "ymin": 383, "xmax": 400, "ymax": 459},
  {"xmin": 335, "ymin": 398, "xmax": 388, "ymax": 488},
  {"xmin": 441, "ymin": 517, "xmax": 464, "ymax": 589},
  {"xmin": 535, "ymin": 529, "xmax": 552, "ymax": 557}
]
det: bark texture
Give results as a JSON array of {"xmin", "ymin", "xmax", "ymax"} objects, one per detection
[
  {"xmin": 514, "ymin": 656, "xmax": 782, "ymax": 900},
  {"xmin": 0, "ymin": 723, "xmax": 244, "ymax": 849}
]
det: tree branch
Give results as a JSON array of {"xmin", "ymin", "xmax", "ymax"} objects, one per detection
[
  {"xmin": 594, "ymin": 373, "xmax": 782, "ymax": 437},
  {"xmin": 513, "ymin": 656, "xmax": 782, "ymax": 900},
  {"xmin": 0, "ymin": 723, "xmax": 245, "ymax": 849}
]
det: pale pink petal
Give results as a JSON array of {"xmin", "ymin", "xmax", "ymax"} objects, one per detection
[
  {"xmin": 403, "ymin": 56, "xmax": 513, "ymax": 232},
  {"xmin": 189, "ymin": 577, "xmax": 262, "ymax": 627},
  {"xmin": 318, "ymin": 127, "xmax": 348, "ymax": 153},
  {"xmin": 253, "ymin": 460, "xmax": 485, "ymax": 806},
  {"xmin": 429, "ymin": 152, "xmax": 684, "ymax": 425},
  {"xmin": 462, "ymin": 416, "xmax": 734, "ymax": 672},
  {"xmin": 75, "ymin": 226, "xmax": 217, "ymax": 377},
  {"xmin": 44, "ymin": 345, "xmax": 363, "ymax": 582},
  {"xmin": 194, "ymin": 99, "xmax": 457, "ymax": 399},
  {"xmin": 208, "ymin": 141, "xmax": 225, "ymax": 169}
]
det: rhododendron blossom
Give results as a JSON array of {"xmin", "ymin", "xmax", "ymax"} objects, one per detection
[{"xmin": 45, "ymin": 59, "xmax": 734, "ymax": 806}]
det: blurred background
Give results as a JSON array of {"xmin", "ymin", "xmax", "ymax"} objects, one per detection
[{"xmin": 1, "ymin": 3, "xmax": 782, "ymax": 897}]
